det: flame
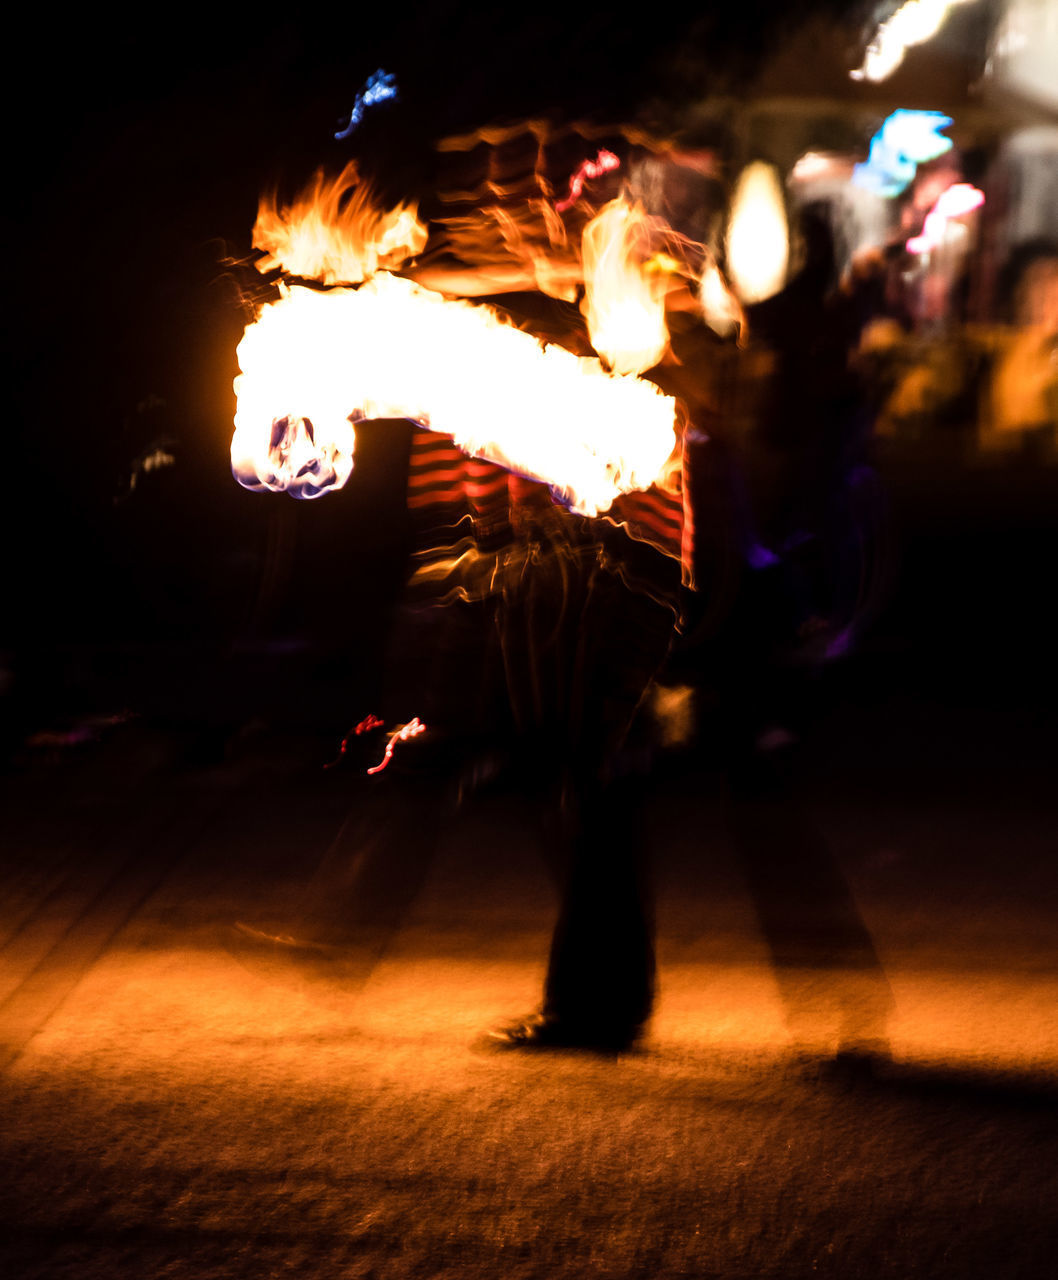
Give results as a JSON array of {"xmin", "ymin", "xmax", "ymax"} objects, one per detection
[
  {"xmin": 698, "ymin": 255, "xmax": 745, "ymax": 340},
  {"xmin": 232, "ymin": 273, "xmax": 676, "ymax": 516},
  {"xmin": 725, "ymin": 162, "xmax": 789, "ymax": 305},
  {"xmin": 580, "ymin": 197, "xmax": 671, "ymax": 376},
  {"xmin": 252, "ymin": 162, "xmax": 427, "ymax": 285}
]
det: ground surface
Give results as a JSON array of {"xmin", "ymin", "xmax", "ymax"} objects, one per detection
[
  {"xmin": 2, "ymin": 452, "xmax": 1057, "ymax": 1279},
  {"xmin": 1, "ymin": 683, "xmax": 1056, "ymax": 1280}
]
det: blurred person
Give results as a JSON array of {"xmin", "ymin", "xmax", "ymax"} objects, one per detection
[
  {"xmin": 666, "ymin": 211, "xmax": 896, "ymax": 1066},
  {"xmin": 711, "ymin": 203, "xmax": 883, "ymax": 717}
]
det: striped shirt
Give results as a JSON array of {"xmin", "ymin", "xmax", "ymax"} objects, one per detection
[{"xmin": 404, "ymin": 425, "xmax": 692, "ymax": 611}]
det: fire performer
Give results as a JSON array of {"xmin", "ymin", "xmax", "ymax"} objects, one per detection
[{"xmin": 231, "ymin": 129, "xmax": 734, "ymax": 1050}]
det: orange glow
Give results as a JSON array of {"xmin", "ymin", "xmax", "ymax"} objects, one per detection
[{"xmin": 988, "ymin": 256, "xmax": 1058, "ymax": 440}]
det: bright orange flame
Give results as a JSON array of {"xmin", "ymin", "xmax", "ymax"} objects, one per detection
[
  {"xmin": 253, "ymin": 161, "xmax": 427, "ymax": 285},
  {"xmin": 698, "ymin": 255, "xmax": 745, "ymax": 340},
  {"xmin": 232, "ymin": 273, "xmax": 676, "ymax": 516},
  {"xmin": 580, "ymin": 197, "xmax": 671, "ymax": 376}
]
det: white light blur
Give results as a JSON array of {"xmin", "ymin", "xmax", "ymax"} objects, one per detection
[
  {"xmin": 851, "ymin": 0, "xmax": 977, "ymax": 83},
  {"xmin": 725, "ymin": 163, "xmax": 789, "ymax": 305},
  {"xmin": 791, "ymin": 152, "xmax": 840, "ymax": 183}
]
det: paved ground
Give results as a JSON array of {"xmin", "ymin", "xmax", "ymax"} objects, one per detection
[
  {"xmin": 1, "ymin": 669, "xmax": 1056, "ymax": 1280},
  {"xmin": 2, "ymin": 449, "xmax": 1057, "ymax": 1278}
]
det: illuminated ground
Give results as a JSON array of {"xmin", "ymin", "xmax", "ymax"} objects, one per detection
[{"xmin": 1, "ymin": 683, "xmax": 1055, "ymax": 1279}]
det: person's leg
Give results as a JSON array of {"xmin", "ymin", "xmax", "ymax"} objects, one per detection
[
  {"xmin": 539, "ymin": 771, "xmax": 655, "ymax": 1044},
  {"xmin": 495, "ymin": 557, "xmax": 673, "ymax": 1049}
]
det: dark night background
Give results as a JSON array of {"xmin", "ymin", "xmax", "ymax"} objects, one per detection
[
  {"xmin": 5, "ymin": 0, "xmax": 1055, "ymax": 752},
  {"xmin": 7, "ymin": 2, "xmax": 878, "ymax": 740}
]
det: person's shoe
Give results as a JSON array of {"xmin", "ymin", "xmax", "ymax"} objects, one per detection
[{"xmin": 487, "ymin": 1013, "xmax": 638, "ymax": 1054}]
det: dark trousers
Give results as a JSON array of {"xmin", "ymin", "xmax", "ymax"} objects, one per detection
[
  {"xmin": 295, "ymin": 511, "xmax": 673, "ymax": 1034},
  {"xmin": 495, "ymin": 517, "xmax": 674, "ymax": 1036}
]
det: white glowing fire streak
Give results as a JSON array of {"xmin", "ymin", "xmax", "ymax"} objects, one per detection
[{"xmin": 232, "ymin": 273, "xmax": 676, "ymax": 518}]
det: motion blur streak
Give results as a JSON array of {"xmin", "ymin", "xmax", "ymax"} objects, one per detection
[
  {"xmin": 366, "ymin": 717, "xmax": 426, "ymax": 774},
  {"xmin": 234, "ymin": 149, "xmax": 680, "ymax": 512}
]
